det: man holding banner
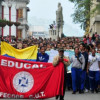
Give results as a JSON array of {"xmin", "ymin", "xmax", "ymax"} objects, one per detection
[
  {"xmin": 53, "ymin": 47, "xmax": 70, "ymax": 100},
  {"xmin": 0, "ymin": 42, "xmax": 66, "ymax": 99}
]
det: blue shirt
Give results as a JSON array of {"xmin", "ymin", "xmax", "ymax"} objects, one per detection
[{"xmin": 36, "ymin": 53, "xmax": 49, "ymax": 62}]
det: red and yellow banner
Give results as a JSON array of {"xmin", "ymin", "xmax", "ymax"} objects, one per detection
[{"xmin": 0, "ymin": 56, "xmax": 64, "ymax": 99}]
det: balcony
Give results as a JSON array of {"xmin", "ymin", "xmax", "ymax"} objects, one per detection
[
  {"xmin": 18, "ymin": 18, "xmax": 27, "ymax": 24},
  {"xmin": 15, "ymin": 0, "xmax": 30, "ymax": 4}
]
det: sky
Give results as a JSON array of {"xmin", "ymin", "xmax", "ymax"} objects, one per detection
[{"xmin": 28, "ymin": 0, "xmax": 84, "ymax": 37}]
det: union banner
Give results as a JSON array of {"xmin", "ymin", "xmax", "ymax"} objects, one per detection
[{"xmin": 0, "ymin": 56, "xmax": 64, "ymax": 99}]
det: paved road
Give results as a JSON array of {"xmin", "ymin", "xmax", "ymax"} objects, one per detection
[{"xmin": 1, "ymin": 91, "xmax": 100, "ymax": 100}]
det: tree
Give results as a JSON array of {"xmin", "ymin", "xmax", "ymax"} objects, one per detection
[{"xmin": 69, "ymin": 0, "xmax": 100, "ymax": 34}]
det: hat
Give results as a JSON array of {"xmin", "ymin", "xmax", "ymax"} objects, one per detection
[{"xmin": 58, "ymin": 47, "xmax": 64, "ymax": 51}]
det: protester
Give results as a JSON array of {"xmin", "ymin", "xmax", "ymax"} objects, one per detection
[
  {"xmin": 70, "ymin": 47, "xmax": 85, "ymax": 94},
  {"xmin": 80, "ymin": 43, "xmax": 88, "ymax": 93},
  {"xmin": 87, "ymin": 48, "xmax": 100, "ymax": 93},
  {"xmin": 0, "ymin": 32, "xmax": 100, "ymax": 95},
  {"xmin": 36, "ymin": 46, "xmax": 49, "ymax": 62},
  {"xmin": 84, "ymin": 45, "xmax": 90, "ymax": 93},
  {"xmin": 53, "ymin": 47, "xmax": 70, "ymax": 100}
]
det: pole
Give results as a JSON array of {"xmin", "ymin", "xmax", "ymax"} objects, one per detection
[
  {"xmin": 2, "ymin": 6, "xmax": 4, "ymax": 40},
  {"xmin": 16, "ymin": 9, "xmax": 18, "ymax": 41},
  {"xmin": 9, "ymin": 7, "xmax": 11, "ymax": 42}
]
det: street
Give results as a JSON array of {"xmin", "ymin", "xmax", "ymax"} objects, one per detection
[
  {"xmin": 49, "ymin": 91, "xmax": 100, "ymax": 100},
  {"xmin": 1, "ymin": 91, "xmax": 100, "ymax": 100}
]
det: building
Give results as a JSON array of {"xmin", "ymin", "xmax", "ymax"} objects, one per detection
[
  {"xmin": 0, "ymin": 0, "xmax": 30, "ymax": 39},
  {"xmin": 29, "ymin": 26, "xmax": 49, "ymax": 39},
  {"xmin": 0, "ymin": 0, "xmax": 4, "ymax": 37},
  {"xmin": 90, "ymin": 0, "xmax": 100, "ymax": 35},
  {"xmin": 49, "ymin": 24, "xmax": 57, "ymax": 40}
]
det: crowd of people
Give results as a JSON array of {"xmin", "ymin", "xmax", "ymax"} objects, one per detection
[
  {"xmin": 0, "ymin": 33, "xmax": 100, "ymax": 100},
  {"xmin": 0, "ymin": 33, "xmax": 100, "ymax": 51}
]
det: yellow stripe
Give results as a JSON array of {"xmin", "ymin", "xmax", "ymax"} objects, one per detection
[{"xmin": 1, "ymin": 42, "xmax": 38, "ymax": 59}]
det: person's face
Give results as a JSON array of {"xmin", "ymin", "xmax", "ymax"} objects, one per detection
[
  {"xmin": 97, "ymin": 50, "xmax": 100, "ymax": 53},
  {"xmin": 80, "ymin": 45, "xmax": 83, "ymax": 51},
  {"xmin": 85, "ymin": 49, "xmax": 89, "ymax": 53},
  {"xmin": 75, "ymin": 48, "xmax": 79, "ymax": 54},
  {"xmin": 69, "ymin": 42, "xmax": 73, "ymax": 46},
  {"xmin": 23, "ymin": 44, "xmax": 28, "ymax": 48},
  {"xmin": 57, "ymin": 44, "xmax": 61, "ymax": 48},
  {"xmin": 40, "ymin": 43, "xmax": 43, "ymax": 47},
  {"xmin": 97, "ymin": 44, "xmax": 100, "ymax": 49},
  {"xmin": 59, "ymin": 50, "xmax": 64, "ymax": 56},
  {"xmin": 40, "ymin": 47, "xmax": 45, "ymax": 54},
  {"xmin": 66, "ymin": 46, "xmax": 69, "ymax": 49},
  {"xmin": 92, "ymin": 49, "xmax": 96, "ymax": 55}
]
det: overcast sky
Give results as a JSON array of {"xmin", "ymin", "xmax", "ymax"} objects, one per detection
[{"xmin": 28, "ymin": 0, "xmax": 84, "ymax": 37}]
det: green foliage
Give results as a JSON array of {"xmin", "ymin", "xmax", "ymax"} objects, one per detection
[
  {"xmin": 69, "ymin": 0, "xmax": 100, "ymax": 30},
  {"xmin": 0, "ymin": 19, "xmax": 7, "ymax": 22}
]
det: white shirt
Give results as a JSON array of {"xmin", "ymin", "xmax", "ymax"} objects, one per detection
[{"xmin": 88, "ymin": 54, "xmax": 100, "ymax": 71}]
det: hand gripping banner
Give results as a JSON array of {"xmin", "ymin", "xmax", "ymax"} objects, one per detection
[{"xmin": 0, "ymin": 56, "xmax": 64, "ymax": 99}]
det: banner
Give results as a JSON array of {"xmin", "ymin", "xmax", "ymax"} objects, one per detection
[
  {"xmin": 1, "ymin": 42, "xmax": 38, "ymax": 61},
  {"xmin": 0, "ymin": 56, "xmax": 64, "ymax": 99},
  {"xmin": 46, "ymin": 49, "xmax": 74, "ymax": 71}
]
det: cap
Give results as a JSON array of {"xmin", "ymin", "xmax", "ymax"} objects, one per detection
[{"xmin": 58, "ymin": 47, "xmax": 64, "ymax": 52}]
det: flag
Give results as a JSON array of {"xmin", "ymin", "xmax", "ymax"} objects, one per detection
[
  {"xmin": 1, "ymin": 42, "xmax": 38, "ymax": 61},
  {"xmin": 0, "ymin": 55, "xmax": 64, "ymax": 99}
]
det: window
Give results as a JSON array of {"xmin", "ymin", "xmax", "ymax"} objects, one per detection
[
  {"xmin": 32, "ymin": 32, "xmax": 37, "ymax": 35},
  {"xmin": 18, "ymin": 29, "xmax": 22, "ymax": 39},
  {"xmin": 18, "ymin": 9, "xmax": 23, "ymax": 18},
  {"xmin": 38, "ymin": 32, "xmax": 44, "ymax": 34}
]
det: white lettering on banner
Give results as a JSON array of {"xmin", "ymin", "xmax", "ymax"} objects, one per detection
[
  {"xmin": 0, "ymin": 92, "xmax": 45, "ymax": 99},
  {"xmin": 0, "ymin": 59, "xmax": 46, "ymax": 69},
  {"xmin": 29, "ymin": 91, "xmax": 45, "ymax": 99},
  {"xmin": 1, "ymin": 59, "xmax": 7, "ymax": 66},
  {"xmin": 15, "ymin": 62, "xmax": 23, "ymax": 69},
  {"xmin": 32, "ymin": 64, "xmax": 45, "ymax": 69},
  {"xmin": 0, "ymin": 92, "xmax": 24, "ymax": 99},
  {"xmin": 24, "ymin": 63, "xmax": 31, "ymax": 69},
  {"xmin": 32, "ymin": 64, "xmax": 39, "ymax": 69},
  {"xmin": 8, "ymin": 61, "xmax": 14, "ymax": 67}
]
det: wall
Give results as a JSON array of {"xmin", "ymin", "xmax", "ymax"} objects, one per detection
[
  {"xmin": 1, "ymin": 0, "xmax": 29, "ymax": 39},
  {"xmin": 0, "ymin": 0, "xmax": 2, "ymax": 36},
  {"xmin": 90, "ymin": 0, "xmax": 100, "ymax": 35},
  {"xmin": 29, "ymin": 26, "xmax": 49, "ymax": 39},
  {"xmin": 49, "ymin": 29, "xmax": 57, "ymax": 40}
]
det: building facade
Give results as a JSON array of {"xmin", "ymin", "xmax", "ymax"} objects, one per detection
[
  {"xmin": 90, "ymin": 0, "xmax": 100, "ymax": 36},
  {"xmin": 49, "ymin": 22, "xmax": 58, "ymax": 40},
  {"xmin": 0, "ymin": 0, "xmax": 4, "ymax": 37},
  {"xmin": 29, "ymin": 26, "xmax": 49, "ymax": 39},
  {"xmin": 0, "ymin": 0, "xmax": 30, "ymax": 39},
  {"xmin": 49, "ymin": 27, "xmax": 57, "ymax": 40}
]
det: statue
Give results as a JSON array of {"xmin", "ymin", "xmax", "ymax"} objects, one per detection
[
  {"xmin": 56, "ymin": 3, "xmax": 63, "ymax": 23},
  {"xmin": 56, "ymin": 3, "xmax": 64, "ymax": 38}
]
